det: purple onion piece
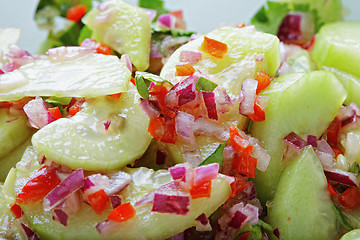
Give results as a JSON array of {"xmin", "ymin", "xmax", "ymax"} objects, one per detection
[
  {"xmin": 156, "ymin": 149, "xmax": 167, "ymax": 165},
  {"xmin": 195, "ymin": 213, "xmax": 209, "ymax": 226},
  {"xmin": 151, "ymin": 193, "xmax": 190, "ymax": 215},
  {"xmin": 110, "ymin": 195, "xmax": 122, "ymax": 209},
  {"xmin": 324, "ymin": 169, "xmax": 358, "ymax": 187},
  {"xmin": 283, "ymin": 132, "xmax": 307, "ymax": 151},
  {"xmin": 52, "ymin": 209, "xmax": 69, "ymax": 226},
  {"xmin": 194, "ymin": 163, "xmax": 219, "ymax": 186},
  {"xmin": 202, "ymin": 91, "xmax": 218, "ymax": 120},
  {"xmin": 229, "ymin": 211, "xmax": 247, "ymax": 229}
]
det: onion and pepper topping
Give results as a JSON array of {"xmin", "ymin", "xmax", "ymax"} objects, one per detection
[
  {"xmin": 23, "ymin": 97, "xmax": 56, "ymax": 129},
  {"xmin": 175, "ymin": 63, "xmax": 196, "ymax": 76},
  {"xmin": 202, "ymin": 91, "xmax": 218, "ymax": 120},
  {"xmin": 175, "ymin": 111, "xmax": 196, "ymax": 145},
  {"xmin": 107, "ymin": 202, "xmax": 136, "ymax": 222},
  {"xmin": 195, "ymin": 213, "xmax": 212, "ymax": 232},
  {"xmin": 80, "ymin": 38, "xmax": 112, "ymax": 55},
  {"xmin": 324, "ymin": 168, "xmax": 358, "ymax": 187},
  {"xmin": 338, "ymin": 187, "xmax": 360, "ymax": 209},
  {"xmin": 16, "ymin": 166, "xmax": 61, "ymax": 204},
  {"xmin": 43, "ymin": 168, "xmax": 84, "ymax": 211},
  {"xmin": 9, "ymin": 203, "xmax": 24, "ymax": 219},
  {"xmin": 88, "ymin": 189, "xmax": 110, "ymax": 215},
  {"xmin": 194, "ymin": 163, "xmax": 219, "ymax": 185},
  {"xmin": 21, "ymin": 223, "xmax": 40, "ymax": 240},
  {"xmin": 66, "ymin": 4, "xmax": 87, "ymax": 22},
  {"xmin": 105, "ymin": 171, "xmax": 132, "ymax": 196},
  {"xmin": 110, "ymin": 195, "xmax": 122, "ymax": 209},
  {"xmin": 239, "ymin": 78, "xmax": 258, "ymax": 116}
]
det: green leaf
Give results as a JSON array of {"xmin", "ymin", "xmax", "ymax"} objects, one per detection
[
  {"xmin": 138, "ymin": 0, "xmax": 168, "ymax": 17},
  {"xmin": 196, "ymin": 76, "xmax": 218, "ymax": 92},
  {"xmin": 44, "ymin": 97, "xmax": 72, "ymax": 114},
  {"xmin": 348, "ymin": 161, "xmax": 360, "ymax": 176},
  {"xmin": 334, "ymin": 205, "xmax": 354, "ymax": 231},
  {"xmin": 78, "ymin": 25, "xmax": 93, "ymax": 45},
  {"xmin": 249, "ymin": 224, "xmax": 263, "ymax": 240},
  {"xmin": 199, "ymin": 143, "xmax": 225, "ymax": 169},
  {"xmin": 233, "ymin": 223, "xmax": 252, "ymax": 240},
  {"xmin": 134, "ymin": 72, "xmax": 172, "ymax": 99}
]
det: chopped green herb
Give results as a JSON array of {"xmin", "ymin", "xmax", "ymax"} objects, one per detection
[
  {"xmin": 349, "ymin": 162, "xmax": 360, "ymax": 176},
  {"xmin": 199, "ymin": 143, "xmax": 225, "ymax": 169},
  {"xmin": 196, "ymin": 76, "xmax": 218, "ymax": 92},
  {"xmin": 78, "ymin": 25, "xmax": 93, "ymax": 44},
  {"xmin": 138, "ymin": 0, "xmax": 168, "ymax": 18},
  {"xmin": 135, "ymin": 72, "xmax": 172, "ymax": 99}
]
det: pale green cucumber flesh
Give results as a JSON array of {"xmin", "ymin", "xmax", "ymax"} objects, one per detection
[
  {"xmin": 32, "ymin": 85, "xmax": 152, "ymax": 171},
  {"xmin": 311, "ymin": 21, "xmax": 360, "ymax": 79},
  {"xmin": 249, "ymin": 71, "xmax": 346, "ymax": 204},
  {"xmin": 268, "ymin": 146, "xmax": 337, "ymax": 240}
]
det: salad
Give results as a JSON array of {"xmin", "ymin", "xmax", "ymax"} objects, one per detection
[{"xmin": 0, "ymin": 0, "xmax": 360, "ymax": 239}]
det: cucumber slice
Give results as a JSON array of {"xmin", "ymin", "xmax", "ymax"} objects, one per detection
[
  {"xmin": 268, "ymin": 146, "xmax": 337, "ymax": 240},
  {"xmin": 340, "ymin": 229, "xmax": 360, "ymax": 240},
  {"xmin": 83, "ymin": 0, "xmax": 151, "ymax": 71},
  {"xmin": 312, "ymin": 21, "xmax": 360, "ymax": 79},
  {"xmin": 0, "ymin": 109, "xmax": 32, "ymax": 159},
  {"xmin": 323, "ymin": 67, "xmax": 360, "ymax": 107},
  {"xmin": 32, "ymin": 85, "xmax": 152, "ymax": 171},
  {"xmin": 11, "ymin": 149, "xmax": 231, "ymax": 240},
  {"xmin": 160, "ymin": 26, "xmax": 280, "ymax": 97},
  {"xmin": 0, "ymin": 52, "xmax": 131, "ymax": 101},
  {"xmin": 249, "ymin": 71, "xmax": 346, "ymax": 203},
  {"xmin": 0, "ymin": 137, "xmax": 32, "ymax": 181}
]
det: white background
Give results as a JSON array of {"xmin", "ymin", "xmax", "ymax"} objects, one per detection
[{"xmin": 0, "ymin": 0, "xmax": 359, "ymax": 53}]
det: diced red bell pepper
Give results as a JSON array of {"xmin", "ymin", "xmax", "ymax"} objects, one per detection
[
  {"xmin": 237, "ymin": 231, "xmax": 251, "ymax": 240},
  {"xmin": 48, "ymin": 107, "xmax": 62, "ymax": 120},
  {"xmin": 201, "ymin": 37, "xmax": 228, "ymax": 58},
  {"xmin": 327, "ymin": 181, "xmax": 338, "ymax": 197},
  {"xmin": 68, "ymin": 99, "xmax": 85, "ymax": 116},
  {"xmin": 234, "ymin": 153, "xmax": 257, "ymax": 178},
  {"xmin": 255, "ymin": 72, "xmax": 271, "ymax": 94},
  {"xmin": 326, "ymin": 119, "xmax": 341, "ymax": 146},
  {"xmin": 331, "ymin": 145, "xmax": 344, "ymax": 158},
  {"xmin": 66, "ymin": 5, "xmax": 87, "ymax": 22},
  {"xmin": 248, "ymin": 97, "xmax": 265, "ymax": 122},
  {"xmin": 235, "ymin": 22, "xmax": 246, "ymax": 28},
  {"xmin": 230, "ymin": 177, "xmax": 249, "ymax": 198},
  {"xmin": 16, "ymin": 166, "xmax": 61, "ymax": 204},
  {"xmin": 108, "ymin": 93, "xmax": 122, "ymax": 99},
  {"xmin": 130, "ymin": 77, "xmax": 136, "ymax": 86},
  {"xmin": 9, "ymin": 203, "xmax": 23, "ymax": 219},
  {"xmin": 170, "ymin": 10, "xmax": 183, "ymax": 19},
  {"xmin": 88, "ymin": 189, "xmax": 110, "ymax": 215},
  {"xmin": 107, "ymin": 202, "xmax": 136, "ymax": 223},
  {"xmin": 175, "ymin": 63, "xmax": 195, "ymax": 77},
  {"xmin": 190, "ymin": 181, "xmax": 212, "ymax": 199},
  {"xmin": 148, "ymin": 117, "xmax": 165, "ymax": 141},
  {"xmin": 338, "ymin": 187, "xmax": 360, "ymax": 209}
]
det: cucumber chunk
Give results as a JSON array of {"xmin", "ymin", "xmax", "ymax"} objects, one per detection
[
  {"xmin": 323, "ymin": 66, "xmax": 360, "ymax": 107},
  {"xmin": 32, "ymin": 84, "xmax": 152, "ymax": 171},
  {"xmin": 268, "ymin": 146, "xmax": 337, "ymax": 240},
  {"xmin": 83, "ymin": 0, "xmax": 151, "ymax": 71},
  {"xmin": 249, "ymin": 71, "xmax": 346, "ymax": 203},
  {"xmin": 0, "ymin": 52, "xmax": 131, "ymax": 101},
  {"xmin": 340, "ymin": 229, "xmax": 360, "ymax": 240},
  {"xmin": 312, "ymin": 21, "xmax": 360, "ymax": 79},
  {"xmin": 160, "ymin": 26, "xmax": 280, "ymax": 97},
  {"xmin": 0, "ymin": 109, "xmax": 32, "ymax": 159},
  {"xmin": 10, "ymin": 150, "xmax": 231, "ymax": 240}
]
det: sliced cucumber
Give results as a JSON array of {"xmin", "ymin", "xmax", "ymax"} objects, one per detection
[
  {"xmin": 323, "ymin": 66, "xmax": 360, "ymax": 107},
  {"xmin": 11, "ymin": 149, "xmax": 231, "ymax": 240},
  {"xmin": 160, "ymin": 26, "xmax": 280, "ymax": 97},
  {"xmin": 0, "ymin": 109, "xmax": 32, "ymax": 159},
  {"xmin": 312, "ymin": 21, "xmax": 360, "ymax": 79},
  {"xmin": 249, "ymin": 71, "xmax": 346, "ymax": 204},
  {"xmin": 268, "ymin": 146, "xmax": 337, "ymax": 240},
  {"xmin": 83, "ymin": 0, "xmax": 151, "ymax": 71},
  {"xmin": 0, "ymin": 52, "xmax": 131, "ymax": 101},
  {"xmin": 0, "ymin": 137, "xmax": 32, "ymax": 181},
  {"xmin": 340, "ymin": 229, "xmax": 360, "ymax": 240},
  {"xmin": 32, "ymin": 84, "xmax": 152, "ymax": 171}
]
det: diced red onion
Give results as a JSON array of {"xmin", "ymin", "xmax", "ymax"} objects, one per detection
[
  {"xmin": 96, "ymin": 219, "xmax": 117, "ymax": 238},
  {"xmin": 241, "ymin": 204, "xmax": 259, "ymax": 225},
  {"xmin": 337, "ymin": 105, "xmax": 357, "ymax": 122},
  {"xmin": 194, "ymin": 163, "xmax": 219, "ymax": 186},
  {"xmin": 255, "ymin": 53, "xmax": 264, "ymax": 62},
  {"xmin": 283, "ymin": 132, "xmax": 307, "ymax": 153},
  {"xmin": 175, "ymin": 111, "xmax": 196, "ymax": 145},
  {"xmin": 97, "ymin": 2, "xmax": 112, "ymax": 12},
  {"xmin": 242, "ymin": 181, "xmax": 257, "ymax": 200},
  {"xmin": 46, "ymin": 46, "xmax": 95, "ymax": 62},
  {"xmin": 229, "ymin": 210, "xmax": 247, "ymax": 229},
  {"xmin": 169, "ymin": 165, "xmax": 187, "ymax": 181},
  {"xmin": 120, "ymin": 54, "xmax": 132, "ymax": 73},
  {"xmin": 157, "ymin": 14, "xmax": 176, "ymax": 29},
  {"xmin": 150, "ymin": 42, "xmax": 162, "ymax": 58},
  {"xmin": 152, "ymin": 193, "xmax": 190, "ymax": 215},
  {"xmin": 341, "ymin": 116, "xmax": 360, "ymax": 132},
  {"xmin": 3, "ymin": 62, "xmax": 20, "ymax": 72},
  {"xmin": 202, "ymin": 91, "xmax": 218, "ymax": 120},
  {"xmin": 249, "ymin": 138, "xmax": 270, "ymax": 172},
  {"xmin": 104, "ymin": 120, "xmax": 111, "ymax": 131},
  {"xmin": 315, "ymin": 150, "xmax": 334, "ymax": 169},
  {"xmin": 239, "ymin": 78, "xmax": 257, "ymax": 115},
  {"xmin": 214, "ymin": 88, "xmax": 233, "ymax": 114},
  {"xmin": 350, "ymin": 103, "xmax": 360, "ymax": 116},
  {"xmin": 324, "ymin": 168, "xmax": 358, "ymax": 187},
  {"xmin": 142, "ymin": 8, "xmax": 157, "ymax": 22},
  {"xmin": 135, "ymin": 181, "xmax": 185, "ymax": 206},
  {"xmin": 273, "ymin": 228, "xmax": 280, "ymax": 238},
  {"xmin": 139, "ymin": 99, "xmax": 161, "ymax": 119},
  {"xmin": 52, "ymin": 209, "xmax": 68, "ymax": 226},
  {"xmin": 21, "ymin": 223, "xmax": 40, "ymax": 240},
  {"xmin": 23, "ymin": 97, "xmax": 55, "ymax": 129},
  {"xmin": 306, "ymin": 135, "xmax": 317, "ymax": 147},
  {"xmin": 63, "ymin": 191, "xmax": 82, "ymax": 215},
  {"xmin": 148, "ymin": 81, "xmax": 156, "ymax": 91},
  {"xmin": 7, "ymin": 44, "xmax": 35, "ymax": 66},
  {"xmin": 179, "ymin": 50, "xmax": 202, "ymax": 64},
  {"xmin": 316, "ymin": 139, "xmax": 335, "ymax": 157},
  {"xmin": 110, "ymin": 195, "xmax": 122, "ymax": 209},
  {"xmin": 156, "ymin": 149, "xmax": 167, "ymax": 165},
  {"xmin": 44, "ymin": 169, "xmax": 84, "ymax": 211},
  {"xmin": 105, "ymin": 171, "xmax": 132, "ymax": 196},
  {"xmin": 83, "ymin": 173, "xmax": 110, "ymax": 195},
  {"xmin": 341, "ymin": 132, "xmax": 360, "ymax": 165},
  {"xmin": 193, "ymin": 118, "xmax": 229, "ymax": 141},
  {"xmin": 195, "ymin": 213, "xmax": 212, "ymax": 232},
  {"xmin": 171, "ymin": 75, "xmax": 199, "ymax": 106}
]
